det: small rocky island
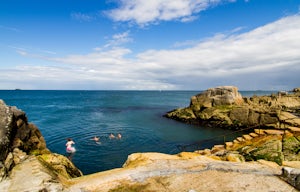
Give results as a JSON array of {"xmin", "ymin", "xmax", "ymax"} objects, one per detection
[
  {"xmin": 1, "ymin": 86, "xmax": 300, "ymax": 191},
  {"xmin": 164, "ymin": 86, "xmax": 300, "ymax": 130}
]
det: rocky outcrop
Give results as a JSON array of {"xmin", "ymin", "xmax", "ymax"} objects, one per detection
[
  {"xmin": 0, "ymin": 100, "xmax": 82, "ymax": 191},
  {"xmin": 164, "ymin": 86, "xmax": 300, "ymax": 130},
  {"xmin": 190, "ymin": 86, "xmax": 244, "ymax": 109},
  {"xmin": 64, "ymin": 152, "xmax": 297, "ymax": 192},
  {"xmin": 192, "ymin": 127, "xmax": 300, "ymax": 190},
  {"xmin": 0, "ymin": 99, "xmax": 49, "ymax": 178}
]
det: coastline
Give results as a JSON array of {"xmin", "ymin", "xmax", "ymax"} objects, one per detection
[{"xmin": 1, "ymin": 86, "xmax": 300, "ymax": 191}]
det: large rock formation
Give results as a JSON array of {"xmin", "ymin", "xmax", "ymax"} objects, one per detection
[
  {"xmin": 164, "ymin": 86, "xmax": 300, "ymax": 130},
  {"xmin": 0, "ymin": 99, "xmax": 49, "ymax": 178},
  {"xmin": 0, "ymin": 100, "xmax": 82, "ymax": 191}
]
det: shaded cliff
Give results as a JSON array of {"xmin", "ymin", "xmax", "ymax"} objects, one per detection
[{"xmin": 0, "ymin": 100, "xmax": 82, "ymax": 191}]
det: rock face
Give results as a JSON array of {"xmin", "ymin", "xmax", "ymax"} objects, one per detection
[
  {"xmin": 0, "ymin": 99, "xmax": 82, "ymax": 191},
  {"xmin": 190, "ymin": 86, "xmax": 244, "ymax": 108},
  {"xmin": 164, "ymin": 86, "xmax": 300, "ymax": 130},
  {"xmin": 65, "ymin": 152, "xmax": 297, "ymax": 192},
  {"xmin": 0, "ymin": 99, "xmax": 49, "ymax": 178}
]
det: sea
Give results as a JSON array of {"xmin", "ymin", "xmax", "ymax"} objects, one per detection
[{"xmin": 0, "ymin": 90, "xmax": 276, "ymax": 175}]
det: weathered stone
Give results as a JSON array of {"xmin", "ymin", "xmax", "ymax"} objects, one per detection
[
  {"xmin": 12, "ymin": 148, "xmax": 27, "ymax": 165},
  {"xmin": 4, "ymin": 152, "xmax": 13, "ymax": 171},
  {"xmin": 164, "ymin": 86, "xmax": 300, "ymax": 130},
  {"xmin": 0, "ymin": 99, "xmax": 82, "ymax": 190},
  {"xmin": 242, "ymin": 138, "xmax": 284, "ymax": 165},
  {"xmin": 249, "ymin": 132, "xmax": 259, "ymax": 137},
  {"xmin": 38, "ymin": 153, "xmax": 83, "ymax": 179},
  {"xmin": 293, "ymin": 88, "xmax": 300, "ymax": 93},
  {"xmin": 264, "ymin": 129, "xmax": 284, "ymax": 135},
  {"xmin": 282, "ymin": 166, "xmax": 300, "ymax": 190},
  {"xmin": 242, "ymin": 134, "xmax": 253, "ymax": 141},
  {"xmin": 1, "ymin": 156, "xmax": 64, "ymax": 192},
  {"xmin": 236, "ymin": 137, "xmax": 245, "ymax": 142},
  {"xmin": 254, "ymin": 129, "xmax": 265, "ymax": 135},
  {"xmin": 225, "ymin": 142, "xmax": 234, "ymax": 149},
  {"xmin": 229, "ymin": 107, "xmax": 249, "ymax": 126},
  {"xmin": 64, "ymin": 152, "xmax": 294, "ymax": 192},
  {"xmin": 226, "ymin": 152, "xmax": 245, "ymax": 162}
]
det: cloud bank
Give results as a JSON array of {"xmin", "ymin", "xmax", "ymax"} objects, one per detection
[{"xmin": 4, "ymin": 14, "xmax": 300, "ymax": 90}]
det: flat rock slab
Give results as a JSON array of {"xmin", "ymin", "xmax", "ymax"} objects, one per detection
[
  {"xmin": 0, "ymin": 156, "xmax": 63, "ymax": 192},
  {"xmin": 65, "ymin": 153, "xmax": 297, "ymax": 192}
]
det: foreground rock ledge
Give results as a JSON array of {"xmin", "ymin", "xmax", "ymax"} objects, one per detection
[{"xmin": 65, "ymin": 152, "xmax": 297, "ymax": 192}]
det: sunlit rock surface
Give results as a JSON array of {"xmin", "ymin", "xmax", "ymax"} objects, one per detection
[{"xmin": 164, "ymin": 86, "xmax": 300, "ymax": 129}]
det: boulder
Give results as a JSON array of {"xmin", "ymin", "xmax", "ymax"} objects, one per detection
[
  {"xmin": 190, "ymin": 86, "xmax": 243, "ymax": 109},
  {"xmin": 293, "ymin": 88, "xmax": 300, "ymax": 93}
]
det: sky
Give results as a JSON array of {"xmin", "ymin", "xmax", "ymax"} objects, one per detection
[{"xmin": 0, "ymin": 0, "xmax": 300, "ymax": 90}]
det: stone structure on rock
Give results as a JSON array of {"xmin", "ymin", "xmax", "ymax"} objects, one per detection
[{"xmin": 164, "ymin": 86, "xmax": 300, "ymax": 130}]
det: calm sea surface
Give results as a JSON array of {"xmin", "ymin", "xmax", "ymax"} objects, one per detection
[{"xmin": 0, "ymin": 90, "xmax": 276, "ymax": 174}]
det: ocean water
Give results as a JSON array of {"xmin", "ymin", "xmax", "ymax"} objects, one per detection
[{"xmin": 0, "ymin": 90, "xmax": 276, "ymax": 174}]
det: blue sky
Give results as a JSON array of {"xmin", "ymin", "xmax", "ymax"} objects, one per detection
[{"xmin": 0, "ymin": 0, "xmax": 300, "ymax": 90}]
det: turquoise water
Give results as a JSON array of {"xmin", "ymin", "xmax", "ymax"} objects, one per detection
[{"xmin": 0, "ymin": 90, "xmax": 276, "ymax": 174}]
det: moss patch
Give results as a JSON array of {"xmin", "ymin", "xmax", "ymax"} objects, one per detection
[{"xmin": 239, "ymin": 138, "xmax": 283, "ymax": 165}]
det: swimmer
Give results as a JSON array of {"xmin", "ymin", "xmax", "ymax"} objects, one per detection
[
  {"xmin": 92, "ymin": 136, "xmax": 100, "ymax": 142},
  {"xmin": 109, "ymin": 133, "xmax": 115, "ymax": 139},
  {"xmin": 66, "ymin": 138, "xmax": 76, "ymax": 153},
  {"xmin": 91, "ymin": 136, "xmax": 101, "ymax": 144},
  {"xmin": 117, "ymin": 133, "xmax": 122, "ymax": 139}
]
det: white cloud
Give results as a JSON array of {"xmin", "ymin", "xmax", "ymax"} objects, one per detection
[
  {"xmin": 104, "ymin": 31, "xmax": 132, "ymax": 48},
  {"xmin": 106, "ymin": 0, "xmax": 234, "ymax": 25},
  {"xmin": 140, "ymin": 15, "xmax": 300, "ymax": 89},
  {"xmin": 52, "ymin": 47, "xmax": 131, "ymax": 65},
  {"xmin": 4, "ymin": 14, "xmax": 300, "ymax": 90}
]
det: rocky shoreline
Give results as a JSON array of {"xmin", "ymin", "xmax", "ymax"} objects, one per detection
[
  {"xmin": 1, "ymin": 87, "xmax": 300, "ymax": 191},
  {"xmin": 164, "ymin": 86, "xmax": 300, "ymax": 129},
  {"xmin": 0, "ymin": 100, "xmax": 82, "ymax": 191}
]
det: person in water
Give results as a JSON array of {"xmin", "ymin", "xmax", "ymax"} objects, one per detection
[
  {"xmin": 92, "ymin": 136, "xmax": 100, "ymax": 142},
  {"xmin": 109, "ymin": 133, "xmax": 115, "ymax": 139},
  {"xmin": 117, "ymin": 133, "xmax": 122, "ymax": 139},
  {"xmin": 66, "ymin": 138, "xmax": 76, "ymax": 153}
]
